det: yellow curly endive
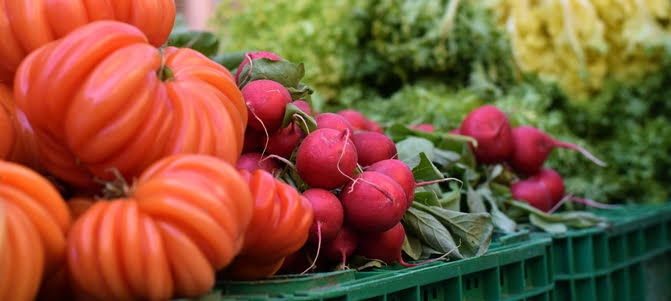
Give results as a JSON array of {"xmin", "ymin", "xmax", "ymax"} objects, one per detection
[{"xmin": 486, "ymin": 0, "xmax": 671, "ymax": 99}]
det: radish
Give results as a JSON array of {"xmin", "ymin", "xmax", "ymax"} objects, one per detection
[
  {"xmin": 296, "ymin": 128, "xmax": 358, "ymax": 189},
  {"xmin": 356, "ymin": 223, "xmax": 416, "ymax": 266},
  {"xmin": 459, "ymin": 105, "xmax": 513, "ymax": 164},
  {"xmin": 236, "ymin": 152, "xmax": 279, "ymax": 174},
  {"xmin": 267, "ymin": 123, "xmax": 304, "ymax": 159},
  {"xmin": 241, "ymin": 79, "xmax": 292, "ymax": 133},
  {"xmin": 410, "ymin": 124, "xmax": 435, "ymax": 133},
  {"xmin": 352, "ymin": 131, "xmax": 398, "ymax": 167},
  {"xmin": 235, "ymin": 51, "xmax": 282, "ymax": 82},
  {"xmin": 449, "ymin": 128, "xmax": 460, "ymax": 134},
  {"xmin": 367, "ymin": 120, "xmax": 384, "ymax": 134},
  {"xmin": 323, "ymin": 226, "xmax": 358, "ymax": 270},
  {"xmin": 340, "ymin": 171, "xmax": 407, "ymax": 233},
  {"xmin": 277, "ymin": 246, "xmax": 327, "ymax": 274},
  {"xmin": 510, "ymin": 180, "xmax": 554, "ymax": 212},
  {"xmin": 293, "ymin": 100, "xmax": 317, "ymax": 117},
  {"xmin": 528, "ymin": 168, "xmax": 565, "ymax": 203},
  {"xmin": 277, "ymin": 248, "xmax": 311, "ymax": 274},
  {"xmin": 243, "ymin": 128, "xmax": 265, "ymax": 153},
  {"xmin": 303, "ymin": 188, "xmax": 344, "ymax": 243},
  {"xmin": 358, "ymin": 223, "xmax": 457, "ymax": 267},
  {"xmin": 509, "ymin": 126, "xmax": 606, "ymax": 175},
  {"xmin": 367, "ymin": 159, "xmax": 415, "ymax": 208},
  {"xmin": 337, "ymin": 109, "xmax": 369, "ymax": 131},
  {"xmin": 316, "ymin": 113, "xmax": 354, "ymax": 134}
]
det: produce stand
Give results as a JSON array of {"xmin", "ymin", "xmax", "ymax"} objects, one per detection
[{"xmin": 2, "ymin": 1, "xmax": 671, "ymax": 301}]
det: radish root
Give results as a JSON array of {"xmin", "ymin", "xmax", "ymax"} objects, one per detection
[
  {"xmin": 554, "ymin": 141, "xmax": 607, "ymax": 167},
  {"xmin": 416, "ymin": 177, "xmax": 463, "ymax": 187},
  {"xmin": 249, "ymin": 109, "xmax": 271, "ymax": 158},
  {"xmin": 301, "ymin": 222, "xmax": 322, "ymax": 275},
  {"xmin": 260, "ymin": 154, "xmax": 297, "ymax": 171},
  {"xmin": 548, "ymin": 194, "xmax": 621, "ymax": 213},
  {"xmin": 240, "ymin": 53, "xmax": 254, "ymax": 85},
  {"xmin": 293, "ymin": 113, "xmax": 311, "ymax": 135}
]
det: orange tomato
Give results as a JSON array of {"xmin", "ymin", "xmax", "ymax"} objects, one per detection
[
  {"xmin": 0, "ymin": 86, "xmax": 14, "ymax": 160},
  {"xmin": 66, "ymin": 154, "xmax": 254, "ymax": 300},
  {"xmin": 0, "ymin": 83, "xmax": 41, "ymax": 171},
  {"xmin": 66, "ymin": 197, "xmax": 95, "ymax": 221},
  {"xmin": 15, "ymin": 21, "xmax": 247, "ymax": 188},
  {"xmin": 223, "ymin": 169, "xmax": 314, "ymax": 280},
  {"xmin": 0, "ymin": 0, "xmax": 176, "ymax": 83},
  {"xmin": 0, "ymin": 160, "xmax": 71, "ymax": 300}
]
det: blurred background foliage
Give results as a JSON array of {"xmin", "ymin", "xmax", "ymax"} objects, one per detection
[{"xmin": 210, "ymin": 0, "xmax": 671, "ymax": 204}]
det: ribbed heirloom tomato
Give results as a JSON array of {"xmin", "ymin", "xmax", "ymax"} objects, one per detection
[
  {"xmin": 14, "ymin": 21, "xmax": 248, "ymax": 188},
  {"xmin": 0, "ymin": 160, "xmax": 71, "ymax": 301},
  {"xmin": 66, "ymin": 154, "xmax": 254, "ymax": 300},
  {"xmin": 0, "ymin": 83, "xmax": 41, "ymax": 170},
  {"xmin": 0, "ymin": 0, "xmax": 176, "ymax": 83},
  {"xmin": 223, "ymin": 169, "xmax": 314, "ymax": 280}
]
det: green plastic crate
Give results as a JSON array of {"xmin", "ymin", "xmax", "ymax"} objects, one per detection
[
  {"xmin": 549, "ymin": 202, "xmax": 671, "ymax": 301},
  {"xmin": 212, "ymin": 231, "xmax": 554, "ymax": 301}
]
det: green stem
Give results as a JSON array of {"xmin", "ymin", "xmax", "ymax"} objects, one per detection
[{"xmin": 157, "ymin": 48, "xmax": 174, "ymax": 81}]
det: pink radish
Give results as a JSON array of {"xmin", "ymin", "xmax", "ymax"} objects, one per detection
[
  {"xmin": 243, "ymin": 128, "xmax": 265, "ymax": 153},
  {"xmin": 316, "ymin": 113, "xmax": 354, "ymax": 134},
  {"xmin": 337, "ymin": 109, "xmax": 369, "ymax": 131},
  {"xmin": 367, "ymin": 159, "xmax": 415, "ymax": 209},
  {"xmin": 356, "ymin": 223, "xmax": 416, "ymax": 267},
  {"xmin": 235, "ymin": 51, "xmax": 282, "ymax": 82},
  {"xmin": 323, "ymin": 226, "xmax": 358, "ymax": 270},
  {"xmin": 303, "ymin": 188, "xmax": 344, "ymax": 243},
  {"xmin": 340, "ymin": 171, "xmax": 407, "ymax": 233},
  {"xmin": 510, "ymin": 180, "xmax": 554, "ymax": 212},
  {"xmin": 277, "ymin": 247, "xmax": 325, "ymax": 274},
  {"xmin": 358, "ymin": 223, "xmax": 458, "ymax": 267},
  {"xmin": 267, "ymin": 123, "xmax": 304, "ymax": 159},
  {"xmin": 293, "ymin": 100, "xmax": 317, "ymax": 117},
  {"xmin": 236, "ymin": 153, "xmax": 279, "ymax": 174},
  {"xmin": 528, "ymin": 168, "xmax": 565, "ymax": 203},
  {"xmin": 410, "ymin": 124, "xmax": 435, "ymax": 133},
  {"xmin": 241, "ymin": 79, "xmax": 292, "ymax": 133},
  {"xmin": 459, "ymin": 105, "xmax": 513, "ymax": 164},
  {"xmin": 296, "ymin": 128, "xmax": 358, "ymax": 189},
  {"xmin": 352, "ymin": 131, "xmax": 398, "ymax": 167},
  {"xmin": 509, "ymin": 126, "xmax": 606, "ymax": 175},
  {"xmin": 367, "ymin": 120, "xmax": 384, "ymax": 133},
  {"xmin": 448, "ymin": 128, "xmax": 460, "ymax": 134}
]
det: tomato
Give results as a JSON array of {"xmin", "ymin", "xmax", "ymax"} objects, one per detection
[
  {"xmin": 0, "ymin": 160, "xmax": 71, "ymax": 300},
  {"xmin": 0, "ymin": 84, "xmax": 41, "ymax": 171},
  {"xmin": 15, "ymin": 21, "xmax": 247, "ymax": 188},
  {"xmin": 66, "ymin": 154, "xmax": 254, "ymax": 300},
  {"xmin": 0, "ymin": 86, "xmax": 14, "ymax": 160},
  {"xmin": 222, "ymin": 169, "xmax": 314, "ymax": 280},
  {"xmin": 0, "ymin": 0, "xmax": 176, "ymax": 83}
]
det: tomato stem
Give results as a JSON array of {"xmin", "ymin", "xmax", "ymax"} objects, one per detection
[
  {"xmin": 157, "ymin": 48, "xmax": 174, "ymax": 81},
  {"xmin": 93, "ymin": 168, "xmax": 133, "ymax": 199}
]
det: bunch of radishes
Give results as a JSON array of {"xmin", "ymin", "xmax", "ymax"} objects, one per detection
[
  {"xmin": 454, "ymin": 105, "xmax": 608, "ymax": 212},
  {"xmin": 232, "ymin": 51, "xmax": 420, "ymax": 271}
]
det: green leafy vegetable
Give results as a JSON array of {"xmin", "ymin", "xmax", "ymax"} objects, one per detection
[
  {"xmin": 506, "ymin": 200, "xmax": 611, "ymax": 234},
  {"xmin": 413, "ymin": 202, "xmax": 493, "ymax": 257},
  {"xmin": 403, "ymin": 207, "xmax": 463, "ymax": 258},
  {"xmin": 282, "ymin": 103, "xmax": 317, "ymax": 134},
  {"xmin": 168, "ymin": 15, "xmax": 220, "ymax": 57},
  {"xmin": 402, "ymin": 234, "xmax": 424, "ymax": 261},
  {"xmin": 396, "ymin": 137, "xmax": 435, "ymax": 169}
]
